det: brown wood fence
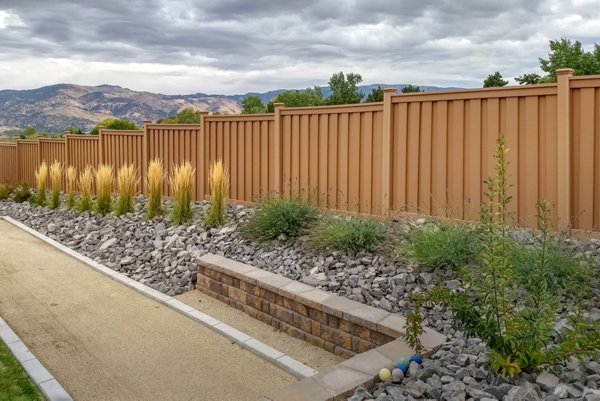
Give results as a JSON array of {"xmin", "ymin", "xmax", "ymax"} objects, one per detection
[{"xmin": 1, "ymin": 68, "xmax": 599, "ymax": 234}]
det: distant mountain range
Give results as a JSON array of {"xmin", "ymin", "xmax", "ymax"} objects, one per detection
[{"xmin": 0, "ymin": 83, "xmax": 460, "ymax": 135}]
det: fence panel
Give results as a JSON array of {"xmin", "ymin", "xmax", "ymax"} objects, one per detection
[
  {"xmin": 204, "ymin": 115, "xmax": 275, "ymax": 203},
  {"xmin": 570, "ymin": 76, "xmax": 600, "ymax": 231},
  {"xmin": 0, "ymin": 143, "xmax": 17, "ymax": 184},
  {"xmin": 146, "ymin": 124, "xmax": 202, "ymax": 199},
  {"xmin": 280, "ymin": 103, "xmax": 384, "ymax": 214},
  {"xmin": 66, "ymin": 135, "xmax": 100, "ymax": 173},
  {"xmin": 39, "ymin": 138, "xmax": 67, "ymax": 165},
  {"xmin": 16, "ymin": 140, "xmax": 39, "ymax": 187},
  {"xmin": 101, "ymin": 130, "xmax": 145, "ymax": 193},
  {"xmin": 390, "ymin": 85, "xmax": 559, "ymax": 228}
]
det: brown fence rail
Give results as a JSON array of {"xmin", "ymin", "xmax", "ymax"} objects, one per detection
[{"xmin": 1, "ymin": 68, "xmax": 599, "ymax": 234}]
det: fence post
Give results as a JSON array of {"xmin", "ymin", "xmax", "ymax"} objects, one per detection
[
  {"xmin": 272, "ymin": 102, "xmax": 285, "ymax": 194},
  {"xmin": 198, "ymin": 111, "xmax": 209, "ymax": 200},
  {"xmin": 556, "ymin": 68, "xmax": 573, "ymax": 231},
  {"xmin": 142, "ymin": 120, "xmax": 151, "ymax": 195},
  {"xmin": 63, "ymin": 131, "xmax": 70, "ymax": 168},
  {"xmin": 98, "ymin": 126, "xmax": 105, "ymax": 165},
  {"xmin": 381, "ymin": 88, "xmax": 396, "ymax": 215}
]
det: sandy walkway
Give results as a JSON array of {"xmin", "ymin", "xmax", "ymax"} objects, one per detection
[{"xmin": 0, "ymin": 219, "xmax": 295, "ymax": 401}]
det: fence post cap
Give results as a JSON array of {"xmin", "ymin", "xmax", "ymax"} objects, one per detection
[
  {"xmin": 198, "ymin": 110, "xmax": 209, "ymax": 115},
  {"xmin": 273, "ymin": 102, "xmax": 285, "ymax": 109},
  {"xmin": 383, "ymin": 87, "xmax": 397, "ymax": 93},
  {"xmin": 556, "ymin": 68, "xmax": 574, "ymax": 76}
]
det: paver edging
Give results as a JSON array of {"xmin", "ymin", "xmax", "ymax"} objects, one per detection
[
  {"xmin": 0, "ymin": 316, "xmax": 73, "ymax": 401},
  {"xmin": 0, "ymin": 216, "xmax": 317, "ymax": 380}
]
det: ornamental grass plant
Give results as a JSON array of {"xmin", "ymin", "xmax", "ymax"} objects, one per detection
[
  {"xmin": 78, "ymin": 166, "xmax": 94, "ymax": 212},
  {"xmin": 66, "ymin": 166, "xmax": 77, "ymax": 209},
  {"xmin": 114, "ymin": 164, "xmax": 138, "ymax": 216},
  {"xmin": 169, "ymin": 162, "xmax": 195, "ymax": 225},
  {"xmin": 145, "ymin": 158, "xmax": 164, "ymax": 219},
  {"xmin": 204, "ymin": 160, "xmax": 229, "ymax": 228},
  {"xmin": 33, "ymin": 162, "xmax": 48, "ymax": 206},
  {"xmin": 95, "ymin": 164, "xmax": 113, "ymax": 215},
  {"xmin": 48, "ymin": 161, "xmax": 62, "ymax": 209}
]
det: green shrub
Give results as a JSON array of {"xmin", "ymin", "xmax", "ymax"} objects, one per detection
[
  {"xmin": 405, "ymin": 135, "xmax": 600, "ymax": 377},
  {"xmin": 0, "ymin": 184, "xmax": 13, "ymax": 200},
  {"xmin": 314, "ymin": 217, "xmax": 384, "ymax": 253},
  {"xmin": 243, "ymin": 198, "xmax": 317, "ymax": 241},
  {"xmin": 407, "ymin": 223, "xmax": 479, "ymax": 269},
  {"xmin": 12, "ymin": 184, "xmax": 31, "ymax": 203},
  {"xmin": 509, "ymin": 240, "xmax": 583, "ymax": 295}
]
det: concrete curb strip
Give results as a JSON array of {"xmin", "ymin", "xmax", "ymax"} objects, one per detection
[
  {"xmin": 0, "ymin": 216, "xmax": 317, "ymax": 380},
  {"xmin": 0, "ymin": 316, "xmax": 73, "ymax": 401}
]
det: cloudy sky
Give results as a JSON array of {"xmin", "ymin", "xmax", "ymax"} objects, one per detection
[{"xmin": 0, "ymin": 0, "xmax": 599, "ymax": 95}]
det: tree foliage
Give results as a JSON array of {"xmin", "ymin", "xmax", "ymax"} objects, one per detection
[
  {"xmin": 365, "ymin": 86, "xmax": 384, "ymax": 102},
  {"xmin": 89, "ymin": 118, "xmax": 139, "ymax": 135},
  {"xmin": 483, "ymin": 72, "xmax": 509, "ymax": 88},
  {"xmin": 157, "ymin": 107, "xmax": 202, "ymax": 124},
  {"xmin": 327, "ymin": 72, "xmax": 363, "ymax": 105},
  {"xmin": 265, "ymin": 87, "xmax": 325, "ymax": 112},
  {"xmin": 401, "ymin": 84, "xmax": 423, "ymax": 93},
  {"xmin": 539, "ymin": 38, "xmax": 600, "ymax": 81},
  {"xmin": 515, "ymin": 73, "xmax": 542, "ymax": 85},
  {"xmin": 241, "ymin": 95, "xmax": 266, "ymax": 114}
]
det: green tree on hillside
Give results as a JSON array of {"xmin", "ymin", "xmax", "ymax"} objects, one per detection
[
  {"xmin": 157, "ymin": 107, "xmax": 202, "ymax": 123},
  {"xmin": 241, "ymin": 95, "xmax": 266, "ymax": 114},
  {"xmin": 265, "ymin": 86, "xmax": 325, "ymax": 111},
  {"xmin": 89, "ymin": 118, "xmax": 138, "ymax": 135},
  {"xmin": 401, "ymin": 84, "xmax": 423, "ymax": 93},
  {"xmin": 327, "ymin": 72, "xmax": 363, "ymax": 105},
  {"xmin": 483, "ymin": 71, "xmax": 509, "ymax": 87},
  {"xmin": 365, "ymin": 86, "xmax": 384, "ymax": 102}
]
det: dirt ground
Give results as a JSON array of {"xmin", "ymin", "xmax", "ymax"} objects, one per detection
[
  {"xmin": 177, "ymin": 291, "xmax": 343, "ymax": 371},
  {"xmin": 0, "ymin": 219, "xmax": 297, "ymax": 401}
]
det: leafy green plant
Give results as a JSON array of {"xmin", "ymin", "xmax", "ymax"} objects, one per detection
[
  {"xmin": 114, "ymin": 164, "xmax": 137, "ymax": 216},
  {"xmin": 169, "ymin": 162, "xmax": 195, "ymax": 225},
  {"xmin": 95, "ymin": 164, "xmax": 113, "ymax": 215},
  {"xmin": 405, "ymin": 135, "xmax": 600, "ymax": 376},
  {"xmin": 48, "ymin": 161, "xmax": 62, "ymax": 209},
  {"xmin": 11, "ymin": 184, "xmax": 31, "ymax": 203},
  {"xmin": 407, "ymin": 223, "xmax": 479, "ymax": 270},
  {"xmin": 204, "ymin": 160, "xmax": 229, "ymax": 228},
  {"xmin": 314, "ymin": 217, "xmax": 384, "ymax": 253},
  {"xmin": 243, "ymin": 197, "xmax": 317, "ymax": 241},
  {"xmin": 145, "ymin": 158, "xmax": 164, "ymax": 219},
  {"xmin": 0, "ymin": 184, "xmax": 13, "ymax": 200},
  {"xmin": 33, "ymin": 162, "xmax": 48, "ymax": 206}
]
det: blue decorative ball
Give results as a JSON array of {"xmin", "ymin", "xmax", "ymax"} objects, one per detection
[
  {"xmin": 394, "ymin": 364, "xmax": 408, "ymax": 375},
  {"xmin": 409, "ymin": 354, "xmax": 423, "ymax": 365},
  {"xmin": 395, "ymin": 357, "xmax": 410, "ymax": 369}
]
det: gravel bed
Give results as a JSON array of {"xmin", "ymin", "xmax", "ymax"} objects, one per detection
[{"xmin": 1, "ymin": 198, "xmax": 599, "ymax": 401}]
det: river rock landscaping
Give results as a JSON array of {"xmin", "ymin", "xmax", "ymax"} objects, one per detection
[{"xmin": 1, "ymin": 196, "xmax": 599, "ymax": 401}]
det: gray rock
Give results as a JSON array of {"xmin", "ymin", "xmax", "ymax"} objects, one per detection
[
  {"xmin": 99, "ymin": 238, "xmax": 117, "ymax": 250},
  {"xmin": 404, "ymin": 380, "xmax": 428, "ymax": 398},
  {"xmin": 47, "ymin": 222, "xmax": 57, "ymax": 232},
  {"xmin": 553, "ymin": 383, "xmax": 570, "ymax": 399},
  {"xmin": 536, "ymin": 372, "xmax": 559, "ymax": 391},
  {"xmin": 507, "ymin": 382, "xmax": 541, "ymax": 401},
  {"xmin": 348, "ymin": 385, "xmax": 373, "ymax": 401}
]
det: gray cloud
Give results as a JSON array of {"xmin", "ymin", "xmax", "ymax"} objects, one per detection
[{"xmin": 0, "ymin": 0, "xmax": 599, "ymax": 93}]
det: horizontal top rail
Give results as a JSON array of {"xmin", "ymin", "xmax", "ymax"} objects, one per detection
[
  {"xmin": 0, "ymin": 143, "xmax": 16, "ymax": 147},
  {"xmin": 145, "ymin": 123, "xmax": 203, "ymax": 129},
  {"xmin": 280, "ymin": 102, "xmax": 383, "ymax": 115},
  {"xmin": 204, "ymin": 114, "xmax": 275, "ymax": 121},
  {"xmin": 64, "ymin": 134, "xmax": 99, "ymax": 140},
  {"xmin": 392, "ymin": 84, "xmax": 557, "ymax": 102},
  {"xmin": 101, "ymin": 129, "xmax": 144, "ymax": 135}
]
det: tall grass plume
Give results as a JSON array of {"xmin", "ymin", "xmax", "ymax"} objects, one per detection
[
  {"xmin": 95, "ymin": 164, "xmax": 113, "ymax": 215},
  {"xmin": 169, "ymin": 162, "xmax": 195, "ymax": 225},
  {"xmin": 34, "ymin": 161, "xmax": 48, "ymax": 206},
  {"xmin": 48, "ymin": 161, "xmax": 62, "ymax": 209},
  {"xmin": 204, "ymin": 160, "xmax": 229, "ymax": 228},
  {"xmin": 78, "ymin": 166, "xmax": 94, "ymax": 212},
  {"xmin": 66, "ymin": 166, "xmax": 77, "ymax": 209},
  {"xmin": 146, "ymin": 158, "xmax": 164, "ymax": 219},
  {"xmin": 114, "ymin": 164, "xmax": 138, "ymax": 216}
]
